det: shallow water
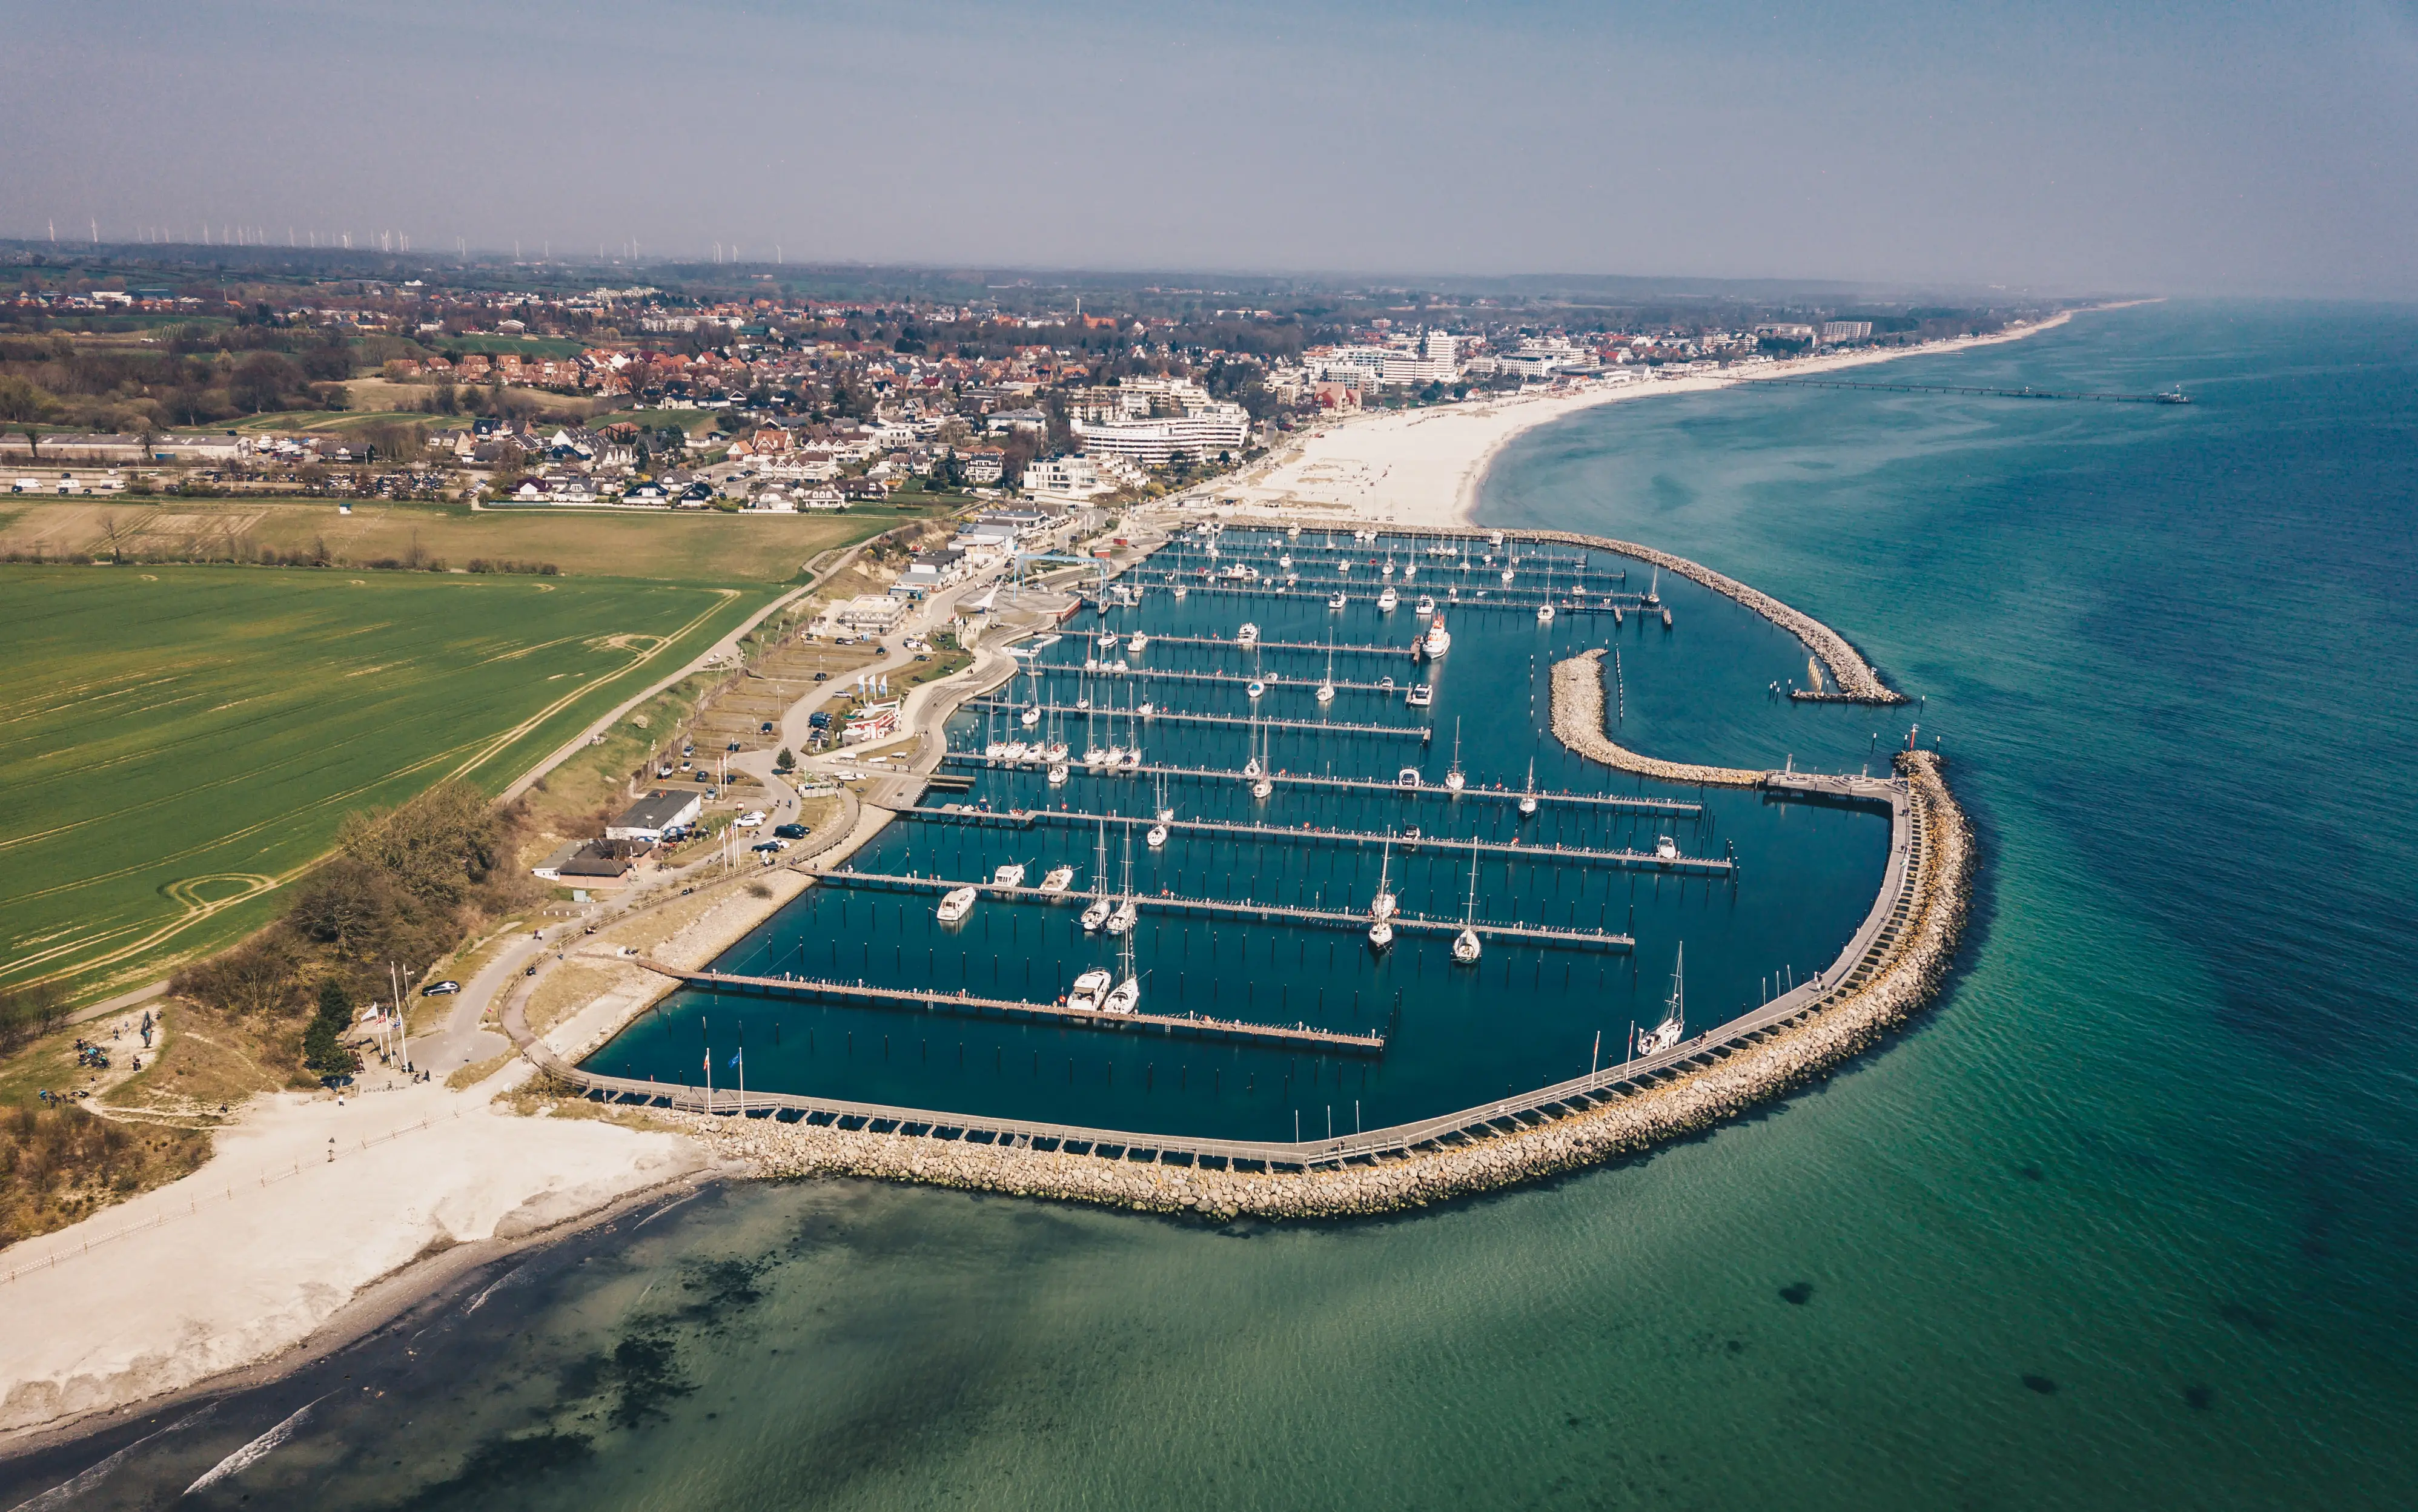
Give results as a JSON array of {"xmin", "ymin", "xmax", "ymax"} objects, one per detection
[{"xmin": 14, "ymin": 302, "xmax": 2418, "ymax": 1509}]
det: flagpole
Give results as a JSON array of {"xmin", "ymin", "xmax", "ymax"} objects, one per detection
[{"xmin": 704, "ymin": 1046, "xmax": 712, "ymax": 1113}]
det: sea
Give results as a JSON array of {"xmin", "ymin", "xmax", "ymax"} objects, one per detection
[{"xmin": 8, "ymin": 301, "xmax": 2416, "ymax": 1509}]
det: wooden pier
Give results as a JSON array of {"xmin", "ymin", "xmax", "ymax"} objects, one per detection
[
  {"xmin": 1129, "ymin": 576, "xmax": 1654, "ymax": 613},
  {"xmin": 812, "ymin": 868, "xmax": 1636, "ymax": 952},
  {"xmin": 638, "ymin": 959, "xmax": 1386, "ymax": 1054},
  {"xmin": 1121, "ymin": 632, "xmax": 1426, "ymax": 658},
  {"xmin": 901, "ymin": 804, "xmax": 1734, "ymax": 875},
  {"xmin": 938, "ymin": 753, "xmax": 1702, "ymax": 814},
  {"xmin": 1022, "ymin": 664, "xmax": 1406, "ymax": 696},
  {"xmin": 966, "ymin": 696, "xmax": 1430, "ymax": 742}
]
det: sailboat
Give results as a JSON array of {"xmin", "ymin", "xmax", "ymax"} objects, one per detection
[
  {"xmin": 1118, "ymin": 692, "xmax": 1143, "ymax": 771},
  {"xmin": 1251, "ymin": 720, "xmax": 1274, "ymax": 799},
  {"xmin": 1370, "ymin": 842, "xmax": 1398, "ymax": 921},
  {"xmin": 1519, "ymin": 756, "xmax": 1539, "ymax": 817},
  {"xmin": 1445, "ymin": 719, "xmax": 1466, "ymax": 792},
  {"xmin": 1105, "ymin": 833, "xmax": 1139, "ymax": 935},
  {"xmin": 1644, "ymin": 566, "xmax": 1661, "ymax": 607},
  {"xmin": 1021, "ymin": 664, "xmax": 1043, "ymax": 727},
  {"xmin": 1242, "ymin": 713, "xmax": 1264, "ymax": 780},
  {"xmin": 1079, "ymin": 820, "xmax": 1113, "ymax": 931},
  {"xmin": 1637, "ymin": 944, "xmax": 1686, "ymax": 1054},
  {"xmin": 1316, "ymin": 639, "xmax": 1337, "ymax": 704},
  {"xmin": 1104, "ymin": 920, "xmax": 1141, "ymax": 1014},
  {"xmin": 1536, "ymin": 560, "xmax": 1555, "ymax": 623},
  {"xmin": 1150, "ymin": 775, "xmax": 1174, "ymax": 847},
  {"xmin": 1451, "ymin": 853, "xmax": 1482, "ymax": 965}
]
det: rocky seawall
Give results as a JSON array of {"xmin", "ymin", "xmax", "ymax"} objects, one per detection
[
  {"xmin": 1550, "ymin": 648, "xmax": 1767, "ymax": 787},
  {"xmin": 661, "ymin": 751, "xmax": 1969, "ymax": 1219}
]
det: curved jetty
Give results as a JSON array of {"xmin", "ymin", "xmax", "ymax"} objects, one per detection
[{"xmin": 525, "ymin": 522, "xmax": 1966, "ymax": 1216}]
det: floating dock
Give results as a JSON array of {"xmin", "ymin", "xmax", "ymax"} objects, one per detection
[
  {"xmin": 965, "ymin": 696, "xmax": 1429, "ymax": 742},
  {"xmin": 938, "ymin": 753, "xmax": 1703, "ymax": 815},
  {"xmin": 810, "ymin": 869, "xmax": 1635, "ymax": 952},
  {"xmin": 901, "ymin": 804, "xmax": 1735, "ymax": 876},
  {"xmin": 640, "ymin": 958, "xmax": 1386, "ymax": 1054}
]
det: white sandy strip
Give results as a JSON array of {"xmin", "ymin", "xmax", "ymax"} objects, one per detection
[
  {"xmin": 0, "ymin": 1083, "xmax": 702, "ymax": 1437},
  {"xmin": 1221, "ymin": 312, "xmax": 2076, "ymax": 530}
]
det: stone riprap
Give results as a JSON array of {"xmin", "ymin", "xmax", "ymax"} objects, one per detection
[
  {"xmin": 1551, "ymin": 649, "xmax": 1766, "ymax": 787},
  {"xmin": 658, "ymin": 751, "xmax": 1967, "ymax": 1219}
]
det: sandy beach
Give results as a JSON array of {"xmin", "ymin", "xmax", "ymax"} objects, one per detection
[{"xmin": 1220, "ymin": 311, "xmax": 2077, "ymax": 529}]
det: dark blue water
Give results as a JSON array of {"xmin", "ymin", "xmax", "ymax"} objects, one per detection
[
  {"xmin": 19, "ymin": 303, "xmax": 2418, "ymax": 1510},
  {"xmin": 591, "ymin": 544, "xmax": 1889, "ymax": 1138}
]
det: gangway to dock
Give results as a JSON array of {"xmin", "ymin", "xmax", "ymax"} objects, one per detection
[
  {"xmin": 638, "ymin": 958, "xmax": 1386, "ymax": 1054},
  {"xmin": 902, "ymin": 804, "xmax": 1735, "ymax": 876},
  {"xmin": 939, "ymin": 753, "xmax": 1703, "ymax": 815},
  {"xmin": 964, "ymin": 696, "xmax": 1430, "ymax": 742},
  {"xmin": 809, "ymin": 868, "xmax": 1636, "ymax": 952}
]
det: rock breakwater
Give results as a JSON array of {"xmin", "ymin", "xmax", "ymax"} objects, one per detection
[{"xmin": 661, "ymin": 751, "xmax": 1970, "ymax": 1219}]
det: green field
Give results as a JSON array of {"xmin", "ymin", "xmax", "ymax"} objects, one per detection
[{"xmin": 0, "ymin": 565, "xmax": 772, "ymax": 1002}]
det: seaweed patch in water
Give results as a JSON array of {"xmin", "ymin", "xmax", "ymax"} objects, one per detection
[
  {"xmin": 1777, "ymin": 1282, "xmax": 1814, "ymax": 1306},
  {"xmin": 397, "ymin": 1431, "xmax": 594, "ymax": 1509},
  {"xmin": 558, "ymin": 1330, "xmax": 696, "ymax": 1431},
  {"xmin": 2021, "ymin": 1375, "xmax": 2058, "ymax": 1395},
  {"xmin": 677, "ymin": 1256, "xmax": 771, "ymax": 1320}
]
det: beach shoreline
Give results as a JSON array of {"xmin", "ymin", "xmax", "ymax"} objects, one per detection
[{"xmin": 1219, "ymin": 308, "xmax": 2081, "ymax": 530}]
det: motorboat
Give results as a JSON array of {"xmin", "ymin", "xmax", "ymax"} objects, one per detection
[
  {"xmin": 1489, "ymin": 530, "xmax": 1505, "ymax": 547},
  {"xmin": 1039, "ymin": 865, "xmax": 1075, "ymax": 896},
  {"xmin": 1287, "ymin": 523, "xmax": 1301, "ymax": 539},
  {"xmin": 1112, "ymin": 658, "xmax": 1129, "ymax": 675},
  {"xmin": 1379, "ymin": 675, "xmax": 1396, "ymax": 693},
  {"xmin": 1138, "ymin": 701, "xmax": 1156, "ymax": 718},
  {"xmin": 993, "ymin": 862, "xmax": 1027, "ymax": 888},
  {"xmin": 1047, "ymin": 762, "xmax": 1069, "ymax": 785},
  {"xmin": 1377, "ymin": 587, "xmax": 1399, "ymax": 612},
  {"xmin": 1171, "ymin": 584, "xmax": 1187, "ymax": 601},
  {"xmin": 1415, "ymin": 594, "xmax": 1437, "ymax": 616},
  {"xmin": 1278, "ymin": 554, "xmax": 1293, "ymax": 570},
  {"xmin": 1397, "ymin": 766, "xmax": 1422, "ymax": 789},
  {"xmin": 1328, "ymin": 592, "xmax": 1348, "ymax": 610},
  {"xmin": 1247, "ymin": 679, "xmax": 1266, "ymax": 699},
  {"xmin": 1655, "ymin": 834, "xmax": 1679, "ymax": 860},
  {"xmin": 1068, "ymin": 968, "xmax": 1113, "ymax": 1011},
  {"xmin": 1081, "ymin": 897, "xmax": 1112, "ymax": 931},
  {"xmin": 1084, "ymin": 656, "xmax": 1101, "ymax": 673},
  {"xmin": 1405, "ymin": 683, "xmax": 1433, "ymax": 708},
  {"xmin": 1536, "ymin": 602, "xmax": 1555, "ymax": 624},
  {"xmin": 1237, "ymin": 622, "xmax": 1260, "ymax": 645},
  {"xmin": 1127, "ymin": 633, "xmax": 1148, "ymax": 653},
  {"xmin": 936, "ymin": 886, "xmax": 978, "ymax": 924},
  {"xmin": 1423, "ymin": 614, "xmax": 1451, "ymax": 656},
  {"xmin": 1098, "ymin": 632, "xmax": 1119, "ymax": 651},
  {"xmin": 1500, "ymin": 568, "xmax": 1515, "ymax": 586}
]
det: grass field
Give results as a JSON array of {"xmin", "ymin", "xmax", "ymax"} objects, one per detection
[
  {"xmin": 0, "ymin": 565, "xmax": 773, "ymax": 1003},
  {"xmin": 0, "ymin": 497, "xmax": 929, "ymax": 583}
]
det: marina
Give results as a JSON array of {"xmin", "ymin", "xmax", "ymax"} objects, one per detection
[
  {"xmin": 964, "ymin": 695, "xmax": 1431, "ymax": 741},
  {"xmin": 936, "ymin": 753, "xmax": 1703, "ymax": 813}
]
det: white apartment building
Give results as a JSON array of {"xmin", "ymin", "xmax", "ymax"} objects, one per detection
[
  {"xmin": 1304, "ymin": 330, "xmax": 1462, "ymax": 389},
  {"xmin": 1022, "ymin": 455, "xmax": 1113, "ymax": 501},
  {"xmin": 1820, "ymin": 321, "xmax": 1874, "ymax": 343},
  {"xmin": 1072, "ymin": 403, "xmax": 1250, "ymax": 467}
]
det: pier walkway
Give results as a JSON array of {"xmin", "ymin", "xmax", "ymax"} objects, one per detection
[
  {"xmin": 1134, "ymin": 578, "xmax": 1652, "ymax": 613},
  {"xmin": 938, "ymin": 753, "xmax": 1702, "ymax": 815},
  {"xmin": 1759, "ymin": 378, "xmax": 2188, "ymax": 403},
  {"xmin": 635, "ymin": 959, "xmax": 1386, "ymax": 1055},
  {"xmin": 964, "ymin": 696, "xmax": 1430, "ymax": 742},
  {"xmin": 901, "ymin": 804, "xmax": 1735, "ymax": 876},
  {"xmin": 1021, "ymin": 664, "xmax": 1407, "ymax": 697},
  {"xmin": 809, "ymin": 867, "xmax": 1636, "ymax": 952}
]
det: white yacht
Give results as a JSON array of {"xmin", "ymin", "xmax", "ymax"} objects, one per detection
[
  {"xmin": 1423, "ymin": 614, "xmax": 1451, "ymax": 657},
  {"xmin": 1377, "ymin": 587, "xmax": 1399, "ymax": 613},
  {"xmin": 1402, "ymin": 563, "xmax": 1417, "ymax": 582},
  {"xmin": 1236, "ymin": 621, "xmax": 1260, "ymax": 645},
  {"xmin": 1118, "ymin": 746, "xmax": 1142, "ymax": 773},
  {"xmin": 1370, "ymin": 842, "xmax": 1398, "ymax": 921},
  {"xmin": 1415, "ymin": 593, "xmax": 1437, "ymax": 616},
  {"xmin": 1316, "ymin": 641, "xmax": 1337, "ymax": 704},
  {"xmin": 1637, "ymin": 945, "xmax": 1686, "ymax": 1055},
  {"xmin": 1102, "ymin": 974, "xmax": 1140, "ymax": 1015},
  {"xmin": 1328, "ymin": 591, "xmax": 1348, "ymax": 610},
  {"xmin": 1655, "ymin": 834, "xmax": 1680, "ymax": 861},
  {"xmin": 1247, "ymin": 679, "xmax": 1266, "ymax": 700},
  {"xmin": 1488, "ymin": 530, "xmax": 1505, "ymax": 548},
  {"xmin": 1406, "ymin": 683, "xmax": 1433, "ymax": 708},
  {"xmin": 1098, "ymin": 631, "xmax": 1119, "ymax": 651},
  {"xmin": 1451, "ymin": 857, "xmax": 1482, "ymax": 965},
  {"xmin": 1021, "ymin": 703, "xmax": 1042, "ymax": 727},
  {"xmin": 1444, "ymin": 719, "xmax": 1466, "ymax": 792},
  {"xmin": 1519, "ymin": 757, "xmax": 1539, "ymax": 817},
  {"xmin": 1278, "ymin": 554, "xmax": 1293, "ymax": 570},
  {"xmin": 1536, "ymin": 602, "xmax": 1555, "ymax": 624},
  {"xmin": 1039, "ymin": 865, "xmax": 1075, "ymax": 896},
  {"xmin": 1368, "ymin": 917, "xmax": 1394, "ymax": 950},
  {"xmin": 1287, "ymin": 523, "xmax": 1301, "ymax": 540},
  {"xmin": 1107, "ymin": 898, "xmax": 1138, "ymax": 935},
  {"xmin": 1171, "ymin": 584, "xmax": 1187, "ymax": 601},
  {"xmin": 1253, "ymin": 773, "xmax": 1273, "ymax": 800},
  {"xmin": 1068, "ymin": 968, "xmax": 1113, "ymax": 1012},
  {"xmin": 998, "ymin": 739, "xmax": 1030, "ymax": 764},
  {"xmin": 1147, "ymin": 820, "xmax": 1169, "ymax": 848},
  {"xmin": 992, "ymin": 862, "xmax": 1027, "ymax": 888},
  {"xmin": 1138, "ymin": 701, "xmax": 1156, "ymax": 718},
  {"xmin": 1380, "ymin": 556, "xmax": 1396, "ymax": 579},
  {"xmin": 936, "ymin": 886, "xmax": 978, "ymax": 925},
  {"xmin": 1500, "ymin": 567, "xmax": 1516, "ymax": 586},
  {"xmin": 1047, "ymin": 761, "xmax": 1069, "ymax": 786},
  {"xmin": 1397, "ymin": 765, "xmax": 1422, "ymax": 789},
  {"xmin": 1127, "ymin": 632, "xmax": 1148, "ymax": 653},
  {"xmin": 1080, "ymin": 896, "xmax": 1111, "ymax": 931}
]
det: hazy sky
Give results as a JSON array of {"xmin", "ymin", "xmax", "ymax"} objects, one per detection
[{"xmin": 5, "ymin": 0, "xmax": 2415, "ymax": 294}]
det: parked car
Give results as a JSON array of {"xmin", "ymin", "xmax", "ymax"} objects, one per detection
[
  {"xmin": 750, "ymin": 839, "xmax": 784, "ymax": 854},
  {"xmin": 726, "ymin": 739, "xmax": 741, "ymax": 751},
  {"xmin": 735, "ymin": 811, "xmax": 767, "ymax": 828},
  {"xmin": 773, "ymin": 822, "xmax": 809, "ymax": 839},
  {"xmin": 420, "ymin": 980, "xmax": 462, "ymax": 996},
  {"xmin": 760, "ymin": 721, "xmax": 775, "ymax": 734},
  {"xmin": 813, "ymin": 671, "xmax": 829, "ymax": 681}
]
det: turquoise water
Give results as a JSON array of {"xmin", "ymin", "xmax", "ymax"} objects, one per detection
[
  {"xmin": 595, "ymin": 535, "xmax": 1887, "ymax": 1140},
  {"xmin": 14, "ymin": 303, "xmax": 2418, "ymax": 1508}
]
